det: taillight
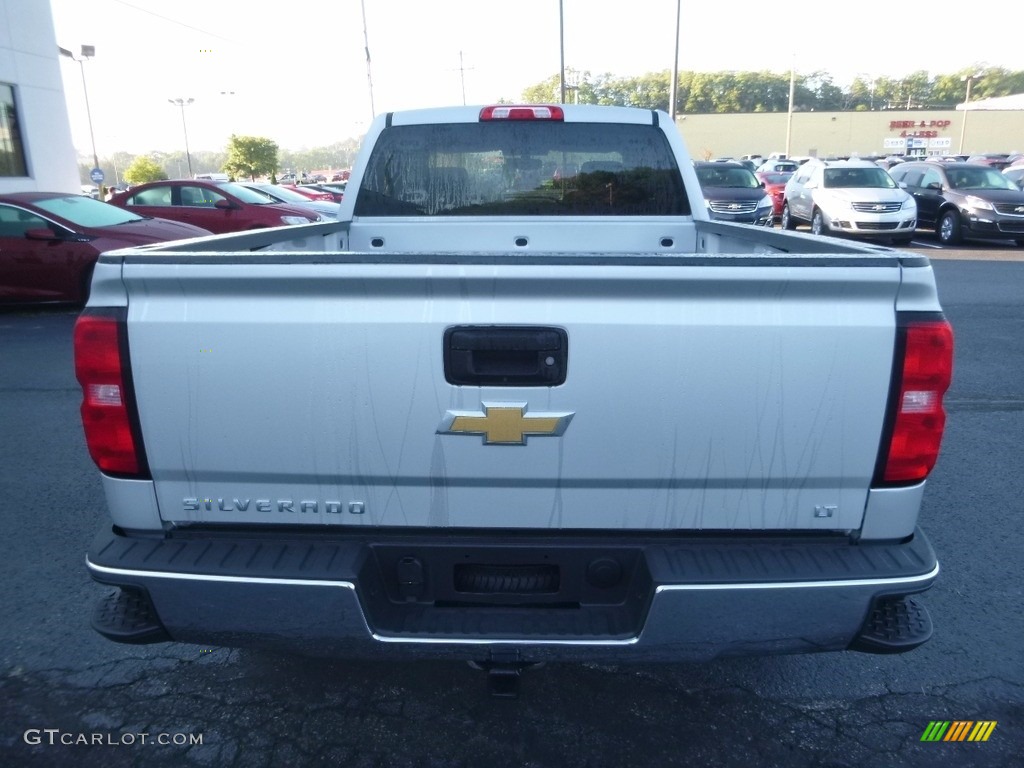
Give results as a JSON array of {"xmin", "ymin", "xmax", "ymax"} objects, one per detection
[
  {"xmin": 876, "ymin": 314, "xmax": 954, "ymax": 485},
  {"xmin": 479, "ymin": 105, "xmax": 564, "ymax": 121},
  {"xmin": 74, "ymin": 309, "xmax": 149, "ymax": 478}
]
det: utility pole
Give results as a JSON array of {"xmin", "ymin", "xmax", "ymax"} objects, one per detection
[
  {"xmin": 958, "ymin": 74, "xmax": 982, "ymax": 155},
  {"xmin": 670, "ymin": 0, "xmax": 681, "ymax": 120},
  {"xmin": 456, "ymin": 51, "xmax": 475, "ymax": 106},
  {"xmin": 785, "ymin": 63, "xmax": 796, "ymax": 159},
  {"xmin": 559, "ymin": 0, "xmax": 566, "ymax": 103},
  {"xmin": 168, "ymin": 98, "xmax": 195, "ymax": 178},
  {"xmin": 360, "ymin": 0, "xmax": 375, "ymax": 119}
]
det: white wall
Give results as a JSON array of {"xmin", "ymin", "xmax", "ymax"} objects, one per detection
[{"xmin": 0, "ymin": 0, "xmax": 79, "ymax": 194}]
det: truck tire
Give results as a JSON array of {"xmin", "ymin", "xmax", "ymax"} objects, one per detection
[{"xmin": 938, "ymin": 210, "xmax": 962, "ymax": 245}]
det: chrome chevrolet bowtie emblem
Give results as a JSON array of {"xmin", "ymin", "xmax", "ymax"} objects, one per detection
[
  {"xmin": 1016, "ymin": 206, "xmax": 1024, "ymax": 213},
  {"xmin": 873, "ymin": 204, "xmax": 885, "ymax": 211},
  {"xmin": 438, "ymin": 403, "xmax": 574, "ymax": 445}
]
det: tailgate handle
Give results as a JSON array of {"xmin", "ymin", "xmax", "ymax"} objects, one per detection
[{"xmin": 444, "ymin": 326, "xmax": 568, "ymax": 386}]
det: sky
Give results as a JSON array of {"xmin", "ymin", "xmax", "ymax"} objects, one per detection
[{"xmin": 48, "ymin": 0, "xmax": 1024, "ymax": 159}]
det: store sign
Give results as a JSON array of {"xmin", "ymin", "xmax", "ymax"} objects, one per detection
[
  {"xmin": 889, "ymin": 120, "xmax": 952, "ymax": 130},
  {"xmin": 888, "ymin": 119, "xmax": 953, "ymax": 141}
]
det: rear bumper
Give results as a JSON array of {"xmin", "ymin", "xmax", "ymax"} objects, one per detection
[{"xmin": 86, "ymin": 526, "xmax": 938, "ymax": 662}]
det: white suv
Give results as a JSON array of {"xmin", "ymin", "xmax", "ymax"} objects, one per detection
[{"xmin": 781, "ymin": 159, "xmax": 917, "ymax": 244}]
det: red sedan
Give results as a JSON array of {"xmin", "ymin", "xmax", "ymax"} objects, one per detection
[
  {"xmin": 756, "ymin": 171, "xmax": 794, "ymax": 221},
  {"xmin": 279, "ymin": 184, "xmax": 336, "ymax": 202},
  {"xmin": 109, "ymin": 180, "xmax": 322, "ymax": 234},
  {"xmin": 0, "ymin": 192, "xmax": 210, "ymax": 305}
]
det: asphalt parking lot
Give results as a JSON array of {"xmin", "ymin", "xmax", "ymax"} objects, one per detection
[{"xmin": 1, "ymin": 241, "xmax": 1022, "ymax": 767}]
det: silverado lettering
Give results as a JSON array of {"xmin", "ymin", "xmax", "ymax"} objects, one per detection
[{"xmin": 182, "ymin": 498, "xmax": 351, "ymax": 514}]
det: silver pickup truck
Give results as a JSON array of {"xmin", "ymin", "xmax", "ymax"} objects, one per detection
[{"xmin": 76, "ymin": 105, "xmax": 953, "ymax": 690}]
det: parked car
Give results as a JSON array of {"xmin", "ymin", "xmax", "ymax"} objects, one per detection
[
  {"xmin": 237, "ymin": 182, "xmax": 340, "ymax": 219},
  {"xmin": 301, "ymin": 183, "xmax": 345, "ymax": 202},
  {"xmin": 316, "ymin": 182, "xmax": 347, "ymax": 199},
  {"xmin": 889, "ymin": 161, "xmax": 1024, "ymax": 246},
  {"xmin": 966, "ymin": 153, "xmax": 1012, "ymax": 171},
  {"xmin": 874, "ymin": 155, "xmax": 907, "ymax": 170},
  {"xmin": 781, "ymin": 159, "xmax": 917, "ymax": 243},
  {"xmin": 692, "ymin": 161, "xmax": 774, "ymax": 226},
  {"xmin": 108, "ymin": 180, "xmax": 322, "ymax": 234},
  {"xmin": 0, "ymin": 192, "xmax": 210, "ymax": 304},
  {"xmin": 757, "ymin": 171, "xmax": 794, "ymax": 220},
  {"xmin": 755, "ymin": 159, "xmax": 799, "ymax": 175},
  {"xmin": 279, "ymin": 184, "xmax": 336, "ymax": 202},
  {"xmin": 1003, "ymin": 166, "xmax": 1024, "ymax": 190}
]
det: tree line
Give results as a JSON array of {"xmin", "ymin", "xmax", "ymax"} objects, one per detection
[
  {"xmin": 82, "ymin": 66, "xmax": 1024, "ymax": 185},
  {"xmin": 523, "ymin": 66, "xmax": 1024, "ymax": 114}
]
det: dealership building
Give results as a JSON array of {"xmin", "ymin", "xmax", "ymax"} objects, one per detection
[
  {"xmin": 674, "ymin": 97, "xmax": 1024, "ymax": 161},
  {"xmin": 0, "ymin": 0, "xmax": 80, "ymax": 195}
]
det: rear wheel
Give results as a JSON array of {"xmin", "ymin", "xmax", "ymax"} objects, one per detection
[
  {"xmin": 781, "ymin": 203, "xmax": 797, "ymax": 230},
  {"xmin": 811, "ymin": 208, "xmax": 828, "ymax": 237},
  {"xmin": 938, "ymin": 210, "xmax": 963, "ymax": 245}
]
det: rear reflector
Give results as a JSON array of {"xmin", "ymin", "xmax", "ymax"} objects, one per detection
[
  {"xmin": 480, "ymin": 105, "xmax": 564, "ymax": 121},
  {"xmin": 74, "ymin": 309, "xmax": 149, "ymax": 478},
  {"xmin": 878, "ymin": 315, "xmax": 954, "ymax": 484}
]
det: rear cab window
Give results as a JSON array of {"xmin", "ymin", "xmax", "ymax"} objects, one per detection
[{"xmin": 354, "ymin": 122, "xmax": 689, "ymax": 217}]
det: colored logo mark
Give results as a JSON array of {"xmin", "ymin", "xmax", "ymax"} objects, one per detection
[
  {"xmin": 920, "ymin": 721, "xmax": 997, "ymax": 742},
  {"xmin": 439, "ymin": 404, "xmax": 573, "ymax": 445}
]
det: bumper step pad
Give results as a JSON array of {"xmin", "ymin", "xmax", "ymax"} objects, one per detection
[
  {"xmin": 849, "ymin": 595, "xmax": 933, "ymax": 654},
  {"xmin": 92, "ymin": 588, "xmax": 171, "ymax": 645}
]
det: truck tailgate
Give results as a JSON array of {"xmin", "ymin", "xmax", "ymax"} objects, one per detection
[{"xmin": 121, "ymin": 257, "xmax": 901, "ymax": 532}]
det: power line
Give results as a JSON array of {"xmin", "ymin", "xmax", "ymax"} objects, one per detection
[{"xmin": 108, "ymin": 0, "xmax": 239, "ymax": 43}]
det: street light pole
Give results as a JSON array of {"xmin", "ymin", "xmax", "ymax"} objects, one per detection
[
  {"xmin": 168, "ymin": 97, "xmax": 195, "ymax": 178},
  {"xmin": 785, "ymin": 63, "xmax": 796, "ymax": 159},
  {"xmin": 559, "ymin": 0, "xmax": 566, "ymax": 103},
  {"xmin": 669, "ymin": 0, "xmax": 681, "ymax": 120},
  {"xmin": 958, "ymin": 75, "xmax": 980, "ymax": 155},
  {"xmin": 58, "ymin": 45, "xmax": 99, "ymax": 175},
  {"xmin": 359, "ymin": 0, "xmax": 375, "ymax": 119}
]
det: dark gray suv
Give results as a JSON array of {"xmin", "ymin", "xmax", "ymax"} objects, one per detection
[
  {"xmin": 889, "ymin": 161, "xmax": 1024, "ymax": 246},
  {"xmin": 693, "ymin": 161, "xmax": 774, "ymax": 226}
]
